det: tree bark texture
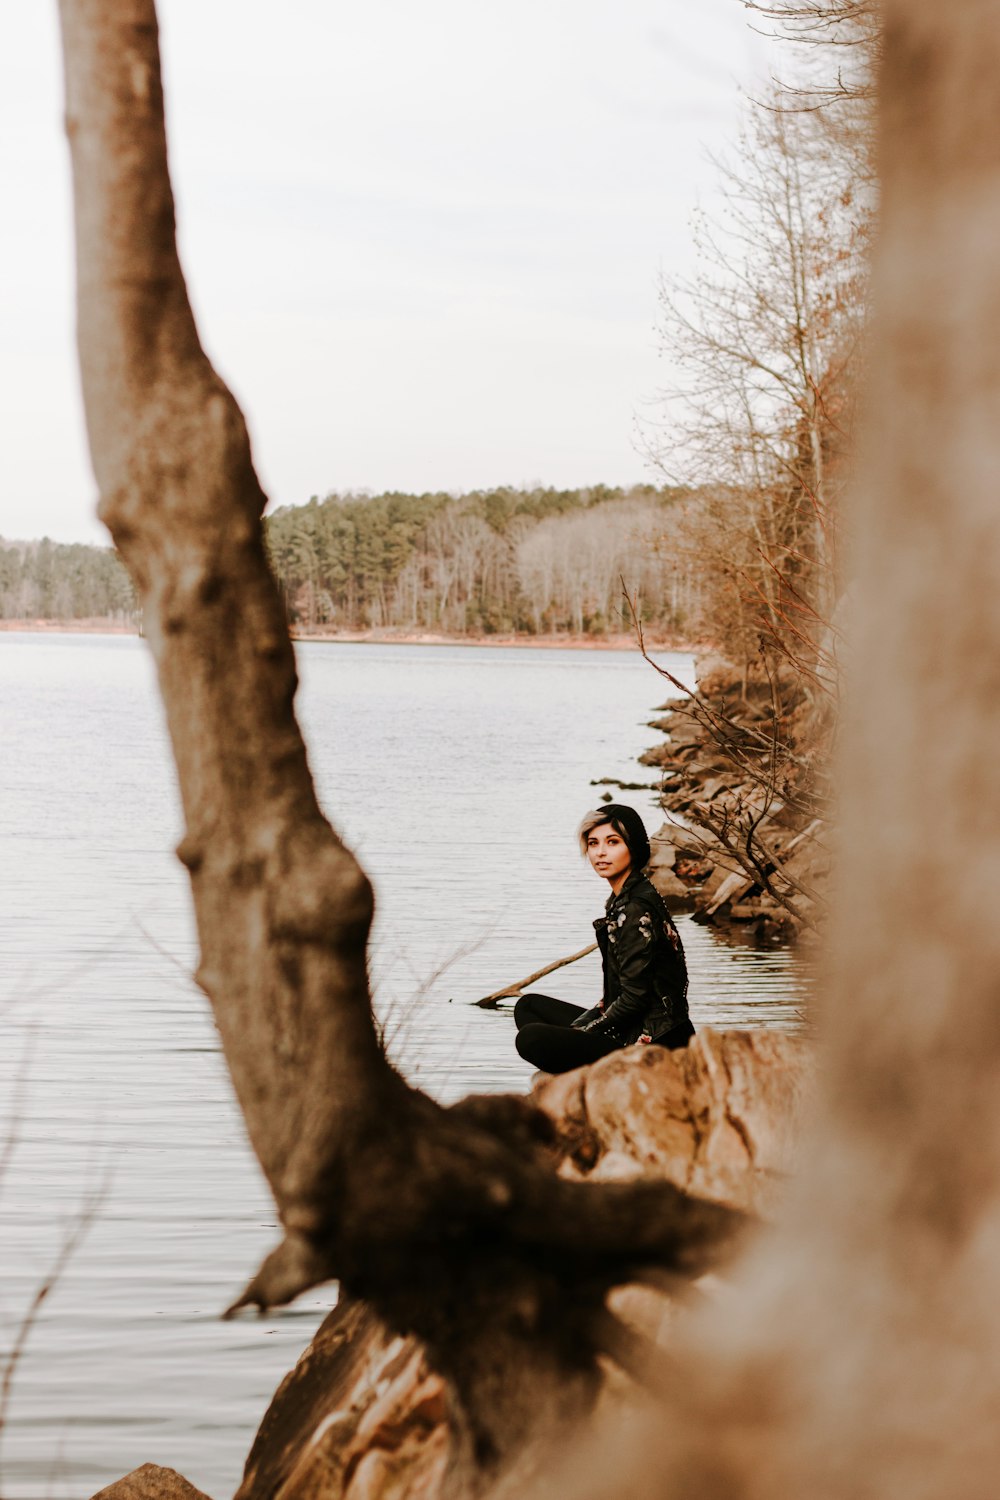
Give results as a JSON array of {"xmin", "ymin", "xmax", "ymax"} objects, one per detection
[{"xmin": 57, "ymin": 0, "xmax": 745, "ymax": 1480}]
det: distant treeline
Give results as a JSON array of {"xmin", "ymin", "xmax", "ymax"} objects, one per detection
[
  {"xmin": 3, "ymin": 484, "xmax": 703, "ymax": 635},
  {"xmin": 0, "ymin": 537, "xmax": 137, "ymax": 621},
  {"xmin": 266, "ymin": 484, "xmax": 698, "ymax": 635}
]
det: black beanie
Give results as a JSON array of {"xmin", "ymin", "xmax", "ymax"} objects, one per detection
[{"xmin": 598, "ymin": 803, "xmax": 651, "ymax": 871}]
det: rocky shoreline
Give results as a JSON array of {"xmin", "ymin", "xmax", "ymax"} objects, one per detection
[{"xmin": 596, "ymin": 655, "xmax": 828, "ymax": 945}]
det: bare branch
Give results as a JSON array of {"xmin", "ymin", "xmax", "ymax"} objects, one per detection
[{"xmin": 476, "ymin": 945, "xmax": 599, "ymax": 1008}]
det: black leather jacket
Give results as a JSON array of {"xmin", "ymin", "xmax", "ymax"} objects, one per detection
[{"xmin": 571, "ymin": 870, "xmax": 689, "ymax": 1045}]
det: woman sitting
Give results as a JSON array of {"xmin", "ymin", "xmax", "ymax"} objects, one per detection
[{"xmin": 514, "ymin": 804, "xmax": 693, "ymax": 1075}]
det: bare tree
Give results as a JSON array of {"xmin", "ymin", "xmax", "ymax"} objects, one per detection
[
  {"xmin": 515, "ymin": 500, "xmax": 684, "ymax": 634},
  {"xmin": 632, "ymin": 607, "xmax": 828, "ymax": 930},
  {"xmin": 55, "ymin": 0, "xmax": 743, "ymax": 1487},
  {"xmin": 641, "ymin": 49, "xmax": 874, "ymax": 932},
  {"xmin": 652, "ymin": 88, "xmax": 870, "ymax": 666},
  {"xmin": 746, "ymin": 0, "xmax": 879, "ymax": 109}
]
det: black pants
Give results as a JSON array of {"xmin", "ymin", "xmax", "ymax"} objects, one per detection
[{"xmin": 513, "ymin": 992, "xmax": 694, "ymax": 1075}]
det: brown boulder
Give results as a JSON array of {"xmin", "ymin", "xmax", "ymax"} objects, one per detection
[
  {"xmin": 533, "ymin": 1029, "xmax": 812, "ymax": 1216},
  {"xmin": 646, "ymin": 835, "xmax": 677, "ymax": 870},
  {"xmin": 236, "ymin": 1301, "xmax": 446, "ymax": 1500},
  {"xmin": 234, "ymin": 1032, "xmax": 811, "ymax": 1499},
  {"xmin": 91, "ymin": 1467, "xmax": 213, "ymax": 1500},
  {"xmin": 648, "ymin": 866, "xmax": 696, "ymax": 910}
]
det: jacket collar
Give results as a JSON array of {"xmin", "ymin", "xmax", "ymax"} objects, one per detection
[{"xmin": 604, "ymin": 867, "xmax": 645, "ymax": 911}]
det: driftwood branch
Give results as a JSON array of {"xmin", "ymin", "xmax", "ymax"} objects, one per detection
[{"xmin": 475, "ymin": 943, "xmax": 598, "ymax": 1008}]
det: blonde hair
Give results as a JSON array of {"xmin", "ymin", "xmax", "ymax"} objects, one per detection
[{"xmin": 577, "ymin": 808, "xmax": 621, "ymax": 857}]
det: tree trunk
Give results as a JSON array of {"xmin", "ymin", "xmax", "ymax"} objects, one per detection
[{"xmin": 56, "ymin": 1, "xmax": 744, "ymax": 1486}]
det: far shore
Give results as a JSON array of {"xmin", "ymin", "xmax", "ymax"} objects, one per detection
[
  {"xmin": 290, "ymin": 627, "xmax": 695, "ymax": 652},
  {"xmin": 1, "ymin": 619, "xmax": 700, "ymax": 653},
  {"xmin": 0, "ymin": 617, "xmax": 136, "ymax": 635}
]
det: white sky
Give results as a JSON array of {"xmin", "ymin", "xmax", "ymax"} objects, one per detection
[{"xmin": 1, "ymin": 2, "xmax": 772, "ymax": 545}]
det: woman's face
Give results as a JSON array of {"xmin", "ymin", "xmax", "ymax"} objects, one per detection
[{"xmin": 586, "ymin": 823, "xmax": 632, "ymax": 884}]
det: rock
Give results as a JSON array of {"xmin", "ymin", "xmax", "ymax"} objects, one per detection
[
  {"xmin": 650, "ymin": 821, "xmax": 717, "ymax": 860},
  {"xmin": 533, "ymin": 1029, "xmax": 813, "ymax": 1216},
  {"xmin": 687, "ymin": 753, "xmax": 739, "ymax": 778},
  {"xmin": 781, "ymin": 824, "xmax": 829, "ymax": 889},
  {"xmin": 648, "ymin": 866, "xmax": 696, "ymax": 910},
  {"xmin": 705, "ymin": 870, "xmax": 755, "ymax": 915},
  {"xmin": 607, "ymin": 1281, "xmax": 680, "ymax": 1350},
  {"xmin": 691, "ymin": 776, "xmax": 729, "ymax": 803},
  {"xmin": 662, "ymin": 718, "xmax": 703, "ymax": 747},
  {"xmin": 702, "ymin": 869, "xmax": 738, "ymax": 910},
  {"xmin": 647, "ymin": 826, "xmax": 720, "ymax": 909},
  {"xmin": 589, "ymin": 777, "xmax": 661, "ymax": 791},
  {"xmin": 694, "ymin": 655, "xmax": 743, "ymax": 694},
  {"xmin": 679, "ymin": 862, "xmax": 732, "ymax": 913},
  {"xmin": 636, "ymin": 654, "xmax": 828, "ymax": 939},
  {"xmin": 587, "ymin": 1149, "xmax": 647, "ymax": 1183},
  {"xmin": 91, "ymin": 1467, "xmax": 213, "ymax": 1500},
  {"xmin": 646, "ymin": 836, "xmax": 676, "ymax": 870},
  {"xmin": 233, "ymin": 1033, "xmax": 811, "ymax": 1500},
  {"xmin": 236, "ymin": 1301, "xmax": 446, "ymax": 1500}
]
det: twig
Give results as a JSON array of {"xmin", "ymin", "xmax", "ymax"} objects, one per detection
[
  {"xmin": 0, "ymin": 1166, "xmax": 110, "ymax": 1463},
  {"xmin": 0, "ymin": 1031, "xmax": 36, "ymax": 1191}
]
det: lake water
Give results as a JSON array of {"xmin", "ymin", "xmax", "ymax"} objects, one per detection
[{"xmin": 0, "ymin": 634, "xmax": 809, "ymax": 1498}]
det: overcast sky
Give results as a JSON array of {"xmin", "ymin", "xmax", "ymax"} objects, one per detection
[{"xmin": 1, "ymin": 3, "xmax": 772, "ymax": 545}]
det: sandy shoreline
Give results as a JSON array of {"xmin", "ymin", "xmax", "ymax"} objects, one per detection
[
  {"xmin": 289, "ymin": 628, "xmax": 690, "ymax": 651},
  {"xmin": 1, "ymin": 620, "xmax": 696, "ymax": 652},
  {"xmin": 0, "ymin": 617, "xmax": 136, "ymax": 634}
]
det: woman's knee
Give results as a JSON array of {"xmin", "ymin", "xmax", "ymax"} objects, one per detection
[
  {"xmin": 514, "ymin": 993, "xmax": 544, "ymax": 1029},
  {"xmin": 515, "ymin": 1023, "xmax": 543, "ymax": 1064}
]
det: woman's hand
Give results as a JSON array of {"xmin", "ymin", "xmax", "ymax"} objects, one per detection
[{"xmin": 578, "ymin": 1015, "xmax": 623, "ymax": 1044}]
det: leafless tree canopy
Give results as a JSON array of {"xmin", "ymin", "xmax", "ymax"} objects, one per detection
[{"xmin": 643, "ymin": 6, "xmax": 876, "ymax": 931}]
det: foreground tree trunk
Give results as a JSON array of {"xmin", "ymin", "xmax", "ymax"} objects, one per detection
[{"xmin": 57, "ymin": 0, "xmax": 742, "ymax": 1485}]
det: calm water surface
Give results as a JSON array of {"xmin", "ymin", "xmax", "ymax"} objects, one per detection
[{"xmin": 0, "ymin": 635, "xmax": 809, "ymax": 1497}]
